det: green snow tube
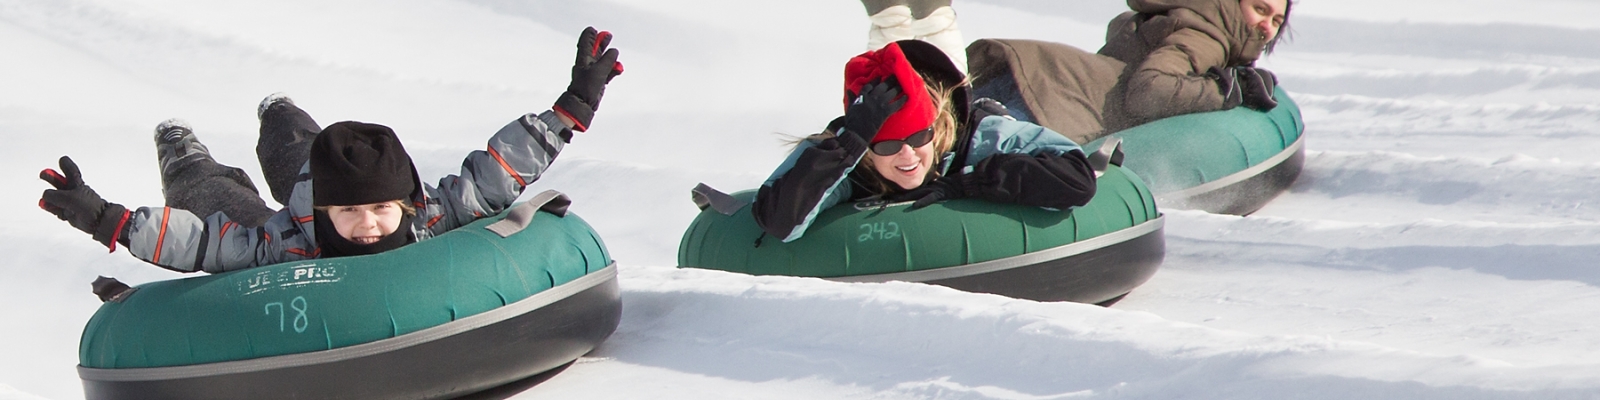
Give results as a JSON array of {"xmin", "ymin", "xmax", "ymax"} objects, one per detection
[
  {"xmin": 679, "ymin": 158, "xmax": 1164, "ymax": 305},
  {"xmin": 1087, "ymin": 86, "xmax": 1305, "ymax": 215},
  {"xmin": 77, "ymin": 193, "xmax": 619, "ymax": 400}
]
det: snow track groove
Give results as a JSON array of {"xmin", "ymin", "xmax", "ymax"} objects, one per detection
[{"xmin": 613, "ymin": 266, "xmax": 1600, "ymax": 398}]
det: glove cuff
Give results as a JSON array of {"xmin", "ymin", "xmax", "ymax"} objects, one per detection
[
  {"xmin": 1208, "ymin": 67, "xmax": 1244, "ymax": 109},
  {"xmin": 553, "ymin": 92, "xmax": 595, "ymax": 132},
  {"xmin": 92, "ymin": 203, "xmax": 130, "ymax": 252},
  {"xmin": 835, "ymin": 127, "xmax": 871, "ymax": 158}
]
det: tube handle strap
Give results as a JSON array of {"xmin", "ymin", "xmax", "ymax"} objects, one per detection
[
  {"xmin": 1088, "ymin": 136, "xmax": 1125, "ymax": 174},
  {"xmin": 692, "ymin": 183, "xmax": 747, "ymax": 216},
  {"xmin": 485, "ymin": 190, "xmax": 572, "ymax": 238}
]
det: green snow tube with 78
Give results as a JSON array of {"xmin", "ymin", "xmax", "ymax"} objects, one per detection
[{"xmin": 77, "ymin": 192, "xmax": 619, "ymax": 400}]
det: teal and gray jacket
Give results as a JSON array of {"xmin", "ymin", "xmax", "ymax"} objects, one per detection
[
  {"xmin": 120, "ymin": 111, "xmax": 571, "ymax": 273},
  {"xmin": 753, "ymin": 110, "xmax": 1097, "ymax": 243}
]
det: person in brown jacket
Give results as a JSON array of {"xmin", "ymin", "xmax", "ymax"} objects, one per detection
[{"xmin": 965, "ymin": 0, "xmax": 1291, "ymax": 144}]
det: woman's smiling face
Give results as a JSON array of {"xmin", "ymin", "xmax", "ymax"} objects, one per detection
[
  {"xmin": 868, "ymin": 140, "xmax": 937, "ymax": 190},
  {"xmin": 1239, "ymin": 0, "xmax": 1288, "ymax": 42}
]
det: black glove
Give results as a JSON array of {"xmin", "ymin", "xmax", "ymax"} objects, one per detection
[
  {"xmin": 39, "ymin": 156, "xmax": 130, "ymax": 251},
  {"xmin": 553, "ymin": 26, "xmax": 624, "ymax": 132},
  {"xmin": 893, "ymin": 174, "xmax": 968, "ymax": 209},
  {"xmin": 841, "ymin": 78, "xmax": 906, "ymax": 145},
  {"xmin": 1236, "ymin": 66, "xmax": 1279, "ymax": 111}
]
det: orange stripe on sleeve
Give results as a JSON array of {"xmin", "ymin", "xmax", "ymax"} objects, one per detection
[
  {"xmin": 487, "ymin": 146, "xmax": 529, "ymax": 187},
  {"xmin": 153, "ymin": 207, "xmax": 171, "ymax": 264}
]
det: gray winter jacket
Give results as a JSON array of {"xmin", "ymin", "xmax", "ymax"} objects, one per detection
[{"xmin": 120, "ymin": 111, "xmax": 571, "ymax": 273}]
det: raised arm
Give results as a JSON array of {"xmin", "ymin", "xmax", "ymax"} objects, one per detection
[
  {"xmin": 418, "ymin": 111, "xmax": 570, "ymax": 234},
  {"xmin": 419, "ymin": 26, "xmax": 622, "ymax": 234},
  {"xmin": 39, "ymin": 156, "xmax": 314, "ymax": 273}
]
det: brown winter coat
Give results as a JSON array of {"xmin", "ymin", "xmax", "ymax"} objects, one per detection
[{"xmin": 966, "ymin": 0, "xmax": 1269, "ymax": 144}]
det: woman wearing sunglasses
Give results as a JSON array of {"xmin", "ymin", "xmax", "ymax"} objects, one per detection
[{"xmin": 752, "ymin": 40, "xmax": 1097, "ymax": 243}]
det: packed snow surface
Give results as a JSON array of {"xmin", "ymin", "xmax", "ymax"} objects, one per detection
[{"xmin": 6, "ymin": 0, "xmax": 1600, "ymax": 399}]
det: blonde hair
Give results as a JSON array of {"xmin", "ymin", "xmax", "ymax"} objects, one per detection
[{"xmin": 314, "ymin": 199, "xmax": 417, "ymax": 216}]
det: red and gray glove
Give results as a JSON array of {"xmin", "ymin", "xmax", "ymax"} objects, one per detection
[
  {"xmin": 39, "ymin": 156, "xmax": 131, "ymax": 252},
  {"xmin": 553, "ymin": 26, "xmax": 624, "ymax": 132}
]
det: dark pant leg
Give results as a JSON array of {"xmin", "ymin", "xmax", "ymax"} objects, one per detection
[
  {"xmin": 161, "ymin": 154, "xmax": 276, "ymax": 227},
  {"xmin": 972, "ymin": 73, "xmax": 1037, "ymax": 123},
  {"xmin": 256, "ymin": 102, "xmax": 322, "ymax": 205}
]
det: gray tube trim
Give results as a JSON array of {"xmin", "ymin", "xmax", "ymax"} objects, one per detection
[
  {"xmin": 1157, "ymin": 135, "xmax": 1305, "ymax": 200},
  {"xmin": 80, "ymin": 263, "xmax": 619, "ymax": 382},
  {"xmin": 826, "ymin": 217, "xmax": 1164, "ymax": 283}
]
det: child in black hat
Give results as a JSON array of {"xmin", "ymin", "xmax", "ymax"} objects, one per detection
[
  {"xmin": 39, "ymin": 27, "xmax": 622, "ymax": 272},
  {"xmin": 306, "ymin": 121, "xmax": 425, "ymax": 257}
]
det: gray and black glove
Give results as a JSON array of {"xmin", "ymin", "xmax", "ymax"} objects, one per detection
[
  {"xmin": 971, "ymin": 98, "xmax": 1015, "ymax": 122},
  {"xmin": 39, "ymin": 156, "xmax": 131, "ymax": 251},
  {"xmin": 1207, "ymin": 66, "xmax": 1244, "ymax": 110},
  {"xmin": 553, "ymin": 26, "xmax": 624, "ymax": 133},
  {"xmin": 1236, "ymin": 66, "xmax": 1279, "ymax": 111}
]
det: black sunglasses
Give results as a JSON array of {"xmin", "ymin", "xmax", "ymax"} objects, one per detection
[{"xmin": 870, "ymin": 129, "xmax": 934, "ymax": 156}]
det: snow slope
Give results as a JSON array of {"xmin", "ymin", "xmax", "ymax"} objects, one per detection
[{"xmin": 6, "ymin": 0, "xmax": 1600, "ymax": 399}]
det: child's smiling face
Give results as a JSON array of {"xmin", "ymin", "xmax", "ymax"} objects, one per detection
[{"xmin": 326, "ymin": 200, "xmax": 405, "ymax": 244}]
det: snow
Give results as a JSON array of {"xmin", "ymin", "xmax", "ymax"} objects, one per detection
[{"xmin": 5, "ymin": 0, "xmax": 1600, "ymax": 398}]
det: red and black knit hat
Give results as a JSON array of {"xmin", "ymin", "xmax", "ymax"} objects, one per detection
[
  {"xmin": 843, "ymin": 42, "xmax": 936, "ymax": 143},
  {"xmin": 309, "ymin": 121, "xmax": 420, "ymax": 207}
]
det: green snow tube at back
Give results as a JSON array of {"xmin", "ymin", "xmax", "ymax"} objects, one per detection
[
  {"xmin": 77, "ymin": 193, "xmax": 620, "ymax": 400},
  {"xmin": 1086, "ymin": 86, "xmax": 1305, "ymax": 215},
  {"xmin": 679, "ymin": 158, "xmax": 1164, "ymax": 305}
]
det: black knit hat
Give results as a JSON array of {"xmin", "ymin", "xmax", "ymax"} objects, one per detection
[
  {"xmin": 894, "ymin": 39, "xmax": 970, "ymax": 128},
  {"xmin": 309, "ymin": 121, "xmax": 419, "ymax": 207}
]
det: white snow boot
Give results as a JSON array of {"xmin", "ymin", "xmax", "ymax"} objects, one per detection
[{"xmin": 862, "ymin": 0, "xmax": 967, "ymax": 74}]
